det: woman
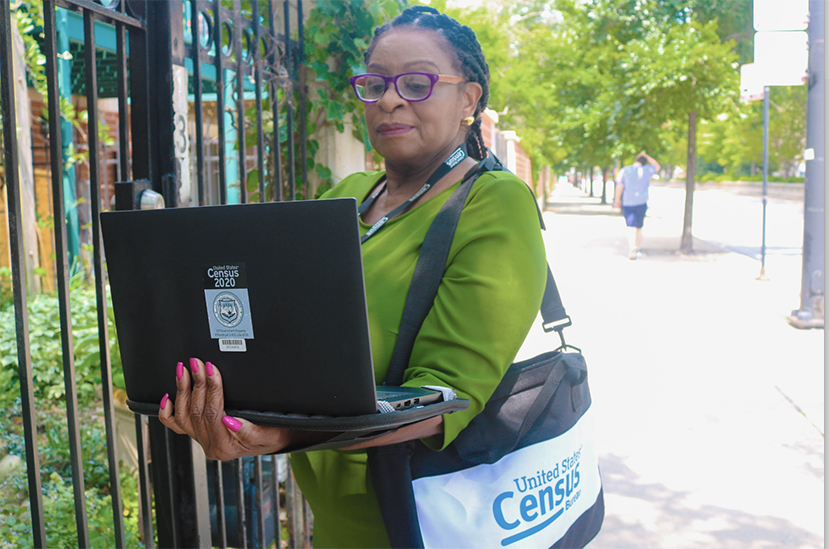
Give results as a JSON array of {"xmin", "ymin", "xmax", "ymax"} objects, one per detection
[{"xmin": 159, "ymin": 6, "xmax": 547, "ymax": 547}]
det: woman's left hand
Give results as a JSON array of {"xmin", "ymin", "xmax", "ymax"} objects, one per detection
[{"xmin": 158, "ymin": 358, "xmax": 295, "ymax": 460}]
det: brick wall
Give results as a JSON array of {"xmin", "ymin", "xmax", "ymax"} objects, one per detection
[
  {"xmin": 480, "ymin": 112, "xmax": 496, "ymax": 151},
  {"xmin": 513, "ymin": 140, "xmax": 532, "ymax": 189},
  {"xmin": 480, "ymin": 110, "xmax": 533, "ymax": 191}
]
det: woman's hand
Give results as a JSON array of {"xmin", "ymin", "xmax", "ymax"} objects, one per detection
[
  {"xmin": 158, "ymin": 358, "xmax": 446, "ymax": 457},
  {"xmin": 158, "ymin": 358, "xmax": 296, "ymax": 460}
]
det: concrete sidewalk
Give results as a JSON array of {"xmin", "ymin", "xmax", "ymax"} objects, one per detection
[{"xmin": 540, "ymin": 183, "xmax": 824, "ymax": 548}]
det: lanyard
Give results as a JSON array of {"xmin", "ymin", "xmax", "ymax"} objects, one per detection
[{"xmin": 358, "ymin": 144, "xmax": 468, "ymax": 244}]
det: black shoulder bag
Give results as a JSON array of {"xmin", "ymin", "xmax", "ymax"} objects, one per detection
[{"xmin": 368, "ymin": 156, "xmax": 605, "ymax": 549}]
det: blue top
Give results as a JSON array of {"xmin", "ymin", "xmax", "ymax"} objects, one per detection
[{"xmin": 619, "ymin": 164, "xmax": 656, "ymax": 206}]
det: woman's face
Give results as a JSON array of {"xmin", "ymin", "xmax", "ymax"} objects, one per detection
[{"xmin": 363, "ymin": 27, "xmax": 482, "ymax": 168}]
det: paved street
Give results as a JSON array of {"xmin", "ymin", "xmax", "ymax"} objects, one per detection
[{"xmin": 538, "ymin": 181, "xmax": 824, "ymax": 548}]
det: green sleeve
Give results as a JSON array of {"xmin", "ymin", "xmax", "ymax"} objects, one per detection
[
  {"xmin": 290, "ymin": 172, "xmax": 547, "ymax": 547},
  {"xmin": 401, "ymin": 172, "xmax": 547, "ymax": 450}
]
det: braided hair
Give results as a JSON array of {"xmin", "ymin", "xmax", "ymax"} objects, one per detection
[{"xmin": 364, "ymin": 6, "xmax": 491, "ymax": 160}]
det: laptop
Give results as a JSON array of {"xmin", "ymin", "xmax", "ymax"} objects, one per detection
[{"xmin": 100, "ymin": 199, "xmax": 443, "ymax": 418}]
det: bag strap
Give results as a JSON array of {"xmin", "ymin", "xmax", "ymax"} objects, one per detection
[
  {"xmin": 384, "ymin": 164, "xmax": 479, "ymax": 386},
  {"xmin": 515, "ymin": 359, "xmax": 568, "ymax": 443},
  {"xmin": 371, "ymin": 152, "xmax": 575, "ymax": 549},
  {"xmin": 384, "ymin": 152, "xmax": 571, "ymax": 387},
  {"xmin": 367, "ymin": 442, "xmax": 425, "ymax": 549}
]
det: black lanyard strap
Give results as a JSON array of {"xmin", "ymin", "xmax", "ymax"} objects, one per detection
[{"xmin": 359, "ymin": 144, "xmax": 468, "ymax": 243}]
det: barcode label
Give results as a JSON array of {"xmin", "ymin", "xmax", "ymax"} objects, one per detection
[{"xmin": 219, "ymin": 338, "xmax": 247, "ymax": 352}]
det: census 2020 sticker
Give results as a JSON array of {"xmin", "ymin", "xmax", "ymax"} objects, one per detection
[{"xmin": 203, "ymin": 263, "xmax": 255, "ymax": 350}]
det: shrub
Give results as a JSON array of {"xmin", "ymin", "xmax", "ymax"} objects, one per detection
[
  {"xmin": 740, "ymin": 174, "xmax": 764, "ymax": 182},
  {"xmin": 694, "ymin": 172, "xmax": 723, "ymax": 182},
  {"xmin": 0, "ymin": 284, "xmax": 123, "ymax": 408},
  {"xmin": 0, "ymin": 284, "xmax": 143, "ymax": 547},
  {"xmin": 0, "ymin": 467, "xmax": 143, "ymax": 549}
]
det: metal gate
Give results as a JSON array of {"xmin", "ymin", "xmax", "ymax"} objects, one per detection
[{"xmin": 0, "ymin": 0, "xmax": 310, "ymax": 546}]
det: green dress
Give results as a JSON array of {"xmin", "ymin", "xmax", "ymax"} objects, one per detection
[{"xmin": 290, "ymin": 169, "xmax": 547, "ymax": 548}]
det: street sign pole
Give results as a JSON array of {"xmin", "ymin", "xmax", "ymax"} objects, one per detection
[
  {"xmin": 757, "ymin": 87, "xmax": 769, "ymax": 281},
  {"xmin": 788, "ymin": 0, "xmax": 824, "ymax": 329}
]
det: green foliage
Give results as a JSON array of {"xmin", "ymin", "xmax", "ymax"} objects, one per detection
[
  {"xmin": 302, "ymin": 0, "xmax": 406, "ymax": 189},
  {"xmin": 698, "ymin": 85, "xmax": 807, "ymax": 177},
  {"xmin": 240, "ymin": 0, "xmax": 405, "ymax": 201},
  {"xmin": 0, "ymin": 285, "xmax": 140, "ymax": 547},
  {"xmin": 6, "ymin": 2, "xmax": 92, "ymax": 170},
  {"xmin": 0, "ymin": 268, "xmax": 12, "ymax": 311},
  {"xmin": 0, "ymin": 285, "xmax": 122, "ymax": 409},
  {"xmin": 695, "ymin": 173, "xmax": 804, "ymax": 184},
  {"xmin": 0, "ymin": 460, "xmax": 144, "ymax": 548},
  {"xmin": 440, "ymin": 0, "xmax": 757, "ymax": 177}
]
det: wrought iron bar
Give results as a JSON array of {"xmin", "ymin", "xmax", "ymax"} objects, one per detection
[
  {"xmin": 43, "ymin": 2, "xmax": 91, "ymax": 545},
  {"xmin": 134, "ymin": 415, "xmax": 155, "ymax": 548},
  {"xmin": 147, "ymin": 414, "xmax": 213, "ymax": 547},
  {"xmin": 234, "ymin": 0, "xmax": 247, "ymax": 203},
  {"xmin": 236, "ymin": 459, "xmax": 248, "ymax": 548},
  {"xmin": 191, "ymin": 0, "xmax": 206, "ymax": 205},
  {"xmin": 254, "ymin": 456, "xmax": 266, "ymax": 547},
  {"xmin": 214, "ymin": 0, "xmax": 228, "ymax": 204},
  {"xmin": 127, "ymin": 0, "xmax": 151, "ymax": 181},
  {"xmin": 122, "ymin": 7, "xmax": 154, "ymax": 539},
  {"xmin": 270, "ymin": 456, "xmax": 282, "ymax": 547},
  {"xmin": 55, "ymin": 0, "xmax": 145, "ymax": 28},
  {"xmin": 286, "ymin": 467, "xmax": 302, "ymax": 548},
  {"xmin": 147, "ymin": 0, "xmax": 182, "ymax": 207},
  {"xmin": 283, "ymin": 0, "xmax": 295, "ymax": 200},
  {"xmin": 212, "ymin": 460, "xmax": 228, "ymax": 548},
  {"xmin": 267, "ymin": 0, "xmax": 282, "ymax": 200},
  {"xmin": 253, "ymin": 0, "xmax": 266, "ymax": 202},
  {"xmin": 84, "ymin": 12, "xmax": 126, "ymax": 547},
  {"xmin": 296, "ymin": 0, "xmax": 307, "ymax": 199},
  {"xmin": 304, "ymin": 498, "xmax": 313, "ymax": 548},
  {"xmin": 160, "ymin": 425, "xmax": 181, "ymax": 545},
  {"xmin": 116, "ymin": 20, "xmax": 130, "ymax": 182},
  {"xmin": 0, "ymin": 2, "xmax": 47, "ymax": 545}
]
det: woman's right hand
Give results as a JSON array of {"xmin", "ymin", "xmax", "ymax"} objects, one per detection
[{"xmin": 158, "ymin": 358, "xmax": 296, "ymax": 460}]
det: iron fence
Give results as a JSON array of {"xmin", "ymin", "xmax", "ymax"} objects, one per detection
[{"xmin": 0, "ymin": 0, "xmax": 310, "ymax": 546}]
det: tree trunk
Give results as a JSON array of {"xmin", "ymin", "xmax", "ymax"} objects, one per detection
[
  {"xmin": 600, "ymin": 168, "xmax": 608, "ymax": 204},
  {"xmin": 680, "ymin": 110, "xmax": 697, "ymax": 253},
  {"xmin": 11, "ymin": 13, "xmax": 41, "ymax": 293},
  {"xmin": 588, "ymin": 166, "xmax": 594, "ymax": 197}
]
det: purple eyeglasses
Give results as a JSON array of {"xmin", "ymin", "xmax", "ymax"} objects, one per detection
[{"xmin": 349, "ymin": 72, "xmax": 467, "ymax": 103}]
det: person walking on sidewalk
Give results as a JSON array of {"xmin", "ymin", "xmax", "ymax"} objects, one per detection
[{"xmin": 614, "ymin": 151, "xmax": 660, "ymax": 259}]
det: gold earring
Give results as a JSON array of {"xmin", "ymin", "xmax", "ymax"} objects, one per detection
[{"xmin": 462, "ymin": 116, "xmax": 475, "ymax": 127}]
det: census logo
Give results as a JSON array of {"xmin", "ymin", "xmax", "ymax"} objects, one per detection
[
  {"xmin": 492, "ymin": 448, "xmax": 582, "ymax": 546},
  {"xmin": 213, "ymin": 292, "xmax": 243, "ymax": 327},
  {"xmin": 413, "ymin": 408, "xmax": 600, "ymax": 549}
]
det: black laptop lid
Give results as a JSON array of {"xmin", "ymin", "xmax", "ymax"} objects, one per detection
[{"xmin": 101, "ymin": 199, "xmax": 378, "ymax": 416}]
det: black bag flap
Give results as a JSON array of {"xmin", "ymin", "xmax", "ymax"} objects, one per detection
[{"xmin": 451, "ymin": 351, "xmax": 589, "ymax": 464}]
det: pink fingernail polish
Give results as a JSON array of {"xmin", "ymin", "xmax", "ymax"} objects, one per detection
[
  {"xmin": 160, "ymin": 393, "xmax": 169, "ymax": 410},
  {"xmin": 222, "ymin": 416, "xmax": 242, "ymax": 433},
  {"xmin": 205, "ymin": 361, "xmax": 214, "ymax": 377},
  {"xmin": 176, "ymin": 362, "xmax": 184, "ymax": 381},
  {"xmin": 190, "ymin": 358, "xmax": 199, "ymax": 374}
]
